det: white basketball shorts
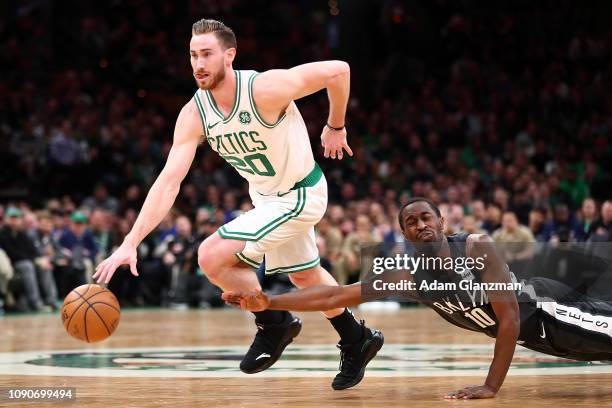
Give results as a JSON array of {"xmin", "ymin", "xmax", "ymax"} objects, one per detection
[{"xmin": 217, "ymin": 165, "xmax": 327, "ymax": 274}]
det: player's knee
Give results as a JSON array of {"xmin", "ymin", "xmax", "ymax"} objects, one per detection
[
  {"xmin": 198, "ymin": 241, "xmax": 222, "ymax": 280},
  {"xmin": 198, "ymin": 235, "xmax": 245, "ymax": 282},
  {"xmin": 288, "ymin": 267, "xmax": 319, "ymax": 288}
]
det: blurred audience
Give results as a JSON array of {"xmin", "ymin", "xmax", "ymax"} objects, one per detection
[{"xmin": 1, "ymin": 1, "xmax": 610, "ymax": 311}]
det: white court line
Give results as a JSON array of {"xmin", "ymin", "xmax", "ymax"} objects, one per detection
[{"xmin": 0, "ymin": 344, "xmax": 610, "ymax": 378}]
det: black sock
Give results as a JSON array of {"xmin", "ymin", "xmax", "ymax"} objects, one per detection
[
  {"xmin": 253, "ymin": 310, "xmax": 289, "ymax": 325},
  {"xmin": 328, "ymin": 308, "xmax": 363, "ymax": 344}
]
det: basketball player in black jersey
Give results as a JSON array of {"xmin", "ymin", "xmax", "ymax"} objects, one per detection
[{"xmin": 223, "ymin": 197, "xmax": 612, "ymax": 399}]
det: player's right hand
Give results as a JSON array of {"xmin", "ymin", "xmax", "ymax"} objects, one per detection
[
  {"xmin": 93, "ymin": 242, "xmax": 139, "ymax": 284},
  {"xmin": 320, "ymin": 125, "xmax": 352, "ymax": 160},
  {"xmin": 222, "ymin": 290, "xmax": 270, "ymax": 312},
  {"xmin": 444, "ymin": 384, "xmax": 497, "ymax": 399}
]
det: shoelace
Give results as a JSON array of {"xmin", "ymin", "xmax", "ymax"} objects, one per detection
[
  {"xmin": 250, "ymin": 326, "xmax": 278, "ymax": 353},
  {"xmin": 337, "ymin": 343, "xmax": 356, "ymax": 372},
  {"xmin": 337, "ymin": 320, "xmax": 367, "ymax": 372}
]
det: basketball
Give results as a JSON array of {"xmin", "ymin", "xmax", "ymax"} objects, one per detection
[{"xmin": 61, "ymin": 284, "xmax": 121, "ymax": 343}]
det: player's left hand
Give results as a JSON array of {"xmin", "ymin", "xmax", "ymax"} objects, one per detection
[
  {"xmin": 222, "ymin": 290, "xmax": 271, "ymax": 312},
  {"xmin": 444, "ymin": 384, "xmax": 497, "ymax": 399},
  {"xmin": 321, "ymin": 125, "xmax": 352, "ymax": 160}
]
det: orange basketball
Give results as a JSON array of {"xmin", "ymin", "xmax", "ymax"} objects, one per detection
[{"xmin": 61, "ymin": 284, "xmax": 121, "ymax": 343}]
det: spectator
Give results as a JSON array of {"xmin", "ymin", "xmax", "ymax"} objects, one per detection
[
  {"xmin": 50, "ymin": 208, "xmax": 68, "ymax": 237},
  {"xmin": 493, "ymin": 187, "xmax": 510, "ymax": 212},
  {"xmin": 528, "ymin": 208, "xmax": 551, "ymax": 242},
  {"xmin": 56, "ymin": 211, "xmax": 98, "ymax": 297},
  {"xmin": 222, "ymin": 191, "xmax": 240, "ymax": 223},
  {"xmin": 588, "ymin": 200, "xmax": 612, "ymax": 242},
  {"xmin": 575, "ymin": 198, "xmax": 598, "ymax": 241},
  {"xmin": 0, "ymin": 208, "xmax": 51, "ymax": 312},
  {"xmin": 336, "ymin": 215, "xmax": 375, "ymax": 285},
  {"xmin": 157, "ymin": 212, "xmax": 177, "ymax": 242},
  {"xmin": 548, "ymin": 204, "xmax": 579, "ymax": 242},
  {"xmin": 493, "ymin": 212, "xmax": 536, "ymax": 245},
  {"xmin": 492, "ymin": 212, "xmax": 536, "ymax": 276},
  {"xmin": 89, "ymin": 208, "xmax": 112, "ymax": 261},
  {"xmin": 29, "ymin": 211, "xmax": 60, "ymax": 309},
  {"xmin": 446, "ymin": 203, "xmax": 465, "ymax": 234},
  {"xmin": 382, "ymin": 216, "xmax": 406, "ymax": 256},
  {"xmin": 0, "ymin": 247, "xmax": 14, "ymax": 314},
  {"xmin": 120, "ymin": 185, "xmax": 144, "ymax": 213},
  {"xmin": 315, "ymin": 216, "xmax": 343, "ymax": 273},
  {"xmin": 82, "ymin": 184, "xmax": 120, "ymax": 214},
  {"xmin": 316, "ymin": 235, "xmax": 332, "ymax": 273},
  {"xmin": 468, "ymin": 200, "xmax": 486, "ymax": 229},
  {"xmin": 461, "ymin": 215, "xmax": 486, "ymax": 235},
  {"xmin": 159, "ymin": 215, "xmax": 201, "ymax": 308},
  {"xmin": 482, "ymin": 204, "xmax": 502, "ymax": 234}
]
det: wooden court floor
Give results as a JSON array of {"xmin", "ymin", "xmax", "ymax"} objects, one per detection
[{"xmin": 1, "ymin": 307, "xmax": 612, "ymax": 407}]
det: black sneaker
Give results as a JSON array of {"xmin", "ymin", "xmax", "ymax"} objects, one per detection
[
  {"xmin": 240, "ymin": 314, "xmax": 302, "ymax": 374},
  {"xmin": 332, "ymin": 321, "xmax": 384, "ymax": 390}
]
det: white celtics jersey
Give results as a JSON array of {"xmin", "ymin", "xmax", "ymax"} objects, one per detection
[{"xmin": 193, "ymin": 70, "xmax": 316, "ymax": 195}]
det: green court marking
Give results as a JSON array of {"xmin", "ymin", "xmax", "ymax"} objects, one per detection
[{"xmin": 1, "ymin": 345, "xmax": 609, "ymax": 378}]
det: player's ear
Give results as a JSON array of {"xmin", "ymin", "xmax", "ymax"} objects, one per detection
[
  {"xmin": 225, "ymin": 47, "xmax": 236, "ymax": 65},
  {"xmin": 438, "ymin": 216, "xmax": 445, "ymax": 232}
]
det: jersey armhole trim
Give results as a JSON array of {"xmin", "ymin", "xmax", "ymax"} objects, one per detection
[
  {"xmin": 248, "ymin": 73, "xmax": 287, "ymax": 129},
  {"xmin": 193, "ymin": 91, "xmax": 208, "ymax": 141}
]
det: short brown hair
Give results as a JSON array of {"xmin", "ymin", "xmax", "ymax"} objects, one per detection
[{"xmin": 192, "ymin": 19, "xmax": 237, "ymax": 50}]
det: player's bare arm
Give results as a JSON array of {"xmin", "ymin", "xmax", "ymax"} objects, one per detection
[
  {"xmin": 445, "ymin": 234, "xmax": 520, "ymax": 400},
  {"xmin": 252, "ymin": 61, "xmax": 352, "ymax": 159},
  {"xmin": 222, "ymin": 266, "xmax": 417, "ymax": 312},
  {"xmin": 223, "ymin": 282, "xmax": 363, "ymax": 312},
  {"xmin": 93, "ymin": 101, "xmax": 202, "ymax": 284}
]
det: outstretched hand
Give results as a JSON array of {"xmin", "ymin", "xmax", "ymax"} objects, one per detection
[
  {"xmin": 92, "ymin": 242, "xmax": 139, "ymax": 284},
  {"xmin": 222, "ymin": 290, "xmax": 271, "ymax": 312},
  {"xmin": 444, "ymin": 384, "xmax": 497, "ymax": 399}
]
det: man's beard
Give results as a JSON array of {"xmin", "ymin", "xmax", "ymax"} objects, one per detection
[
  {"xmin": 413, "ymin": 237, "xmax": 444, "ymax": 257},
  {"xmin": 197, "ymin": 66, "xmax": 226, "ymax": 90}
]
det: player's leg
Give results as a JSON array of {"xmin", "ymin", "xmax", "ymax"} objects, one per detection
[
  {"xmin": 536, "ymin": 300, "xmax": 612, "ymax": 360},
  {"xmin": 205, "ymin": 196, "xmax": 306, "ymax": 374},
  {"xmin": 197, "ymin": 232, "xmax": 259, "ymax": 292},
  {"xmin": 288, "ymin": 265, "xmax": 344, "ymax": 318},
  {"xmin": 268, "ymin": 228, "xmax": 384, "ymax": 390},
  {"xmin": 199, "ymin": 232, "xmax": 294, "ymax": 329},
  {"xmin": 520, "ymin": 278, "xmax": 612, "ymax": 359}
]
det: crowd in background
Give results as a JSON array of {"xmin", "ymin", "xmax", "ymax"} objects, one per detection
[{"xmin": 1, "ymin": 1, "xmax": 611, "ymax": 313}]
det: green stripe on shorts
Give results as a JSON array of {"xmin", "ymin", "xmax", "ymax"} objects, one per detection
[
  {"xmin": 266, "ymin": 257, "xmax": 321, "ymax": 274},
  {"xmin": 235, "ymin": 252, "xmax": 260, "ymax": 269},
  {"xmin": 218, "ymin": 187, "xmax": 306, "ymax": 241}
]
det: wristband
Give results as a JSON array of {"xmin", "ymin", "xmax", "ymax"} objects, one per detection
[{"xmin": 326, "ymin": 123, "xmax": 345, "ymax": 131}]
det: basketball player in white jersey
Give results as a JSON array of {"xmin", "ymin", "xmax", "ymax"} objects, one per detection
[{"xmin": 93, "ymin": 19, "xmax": 383, "ymax": 390}]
